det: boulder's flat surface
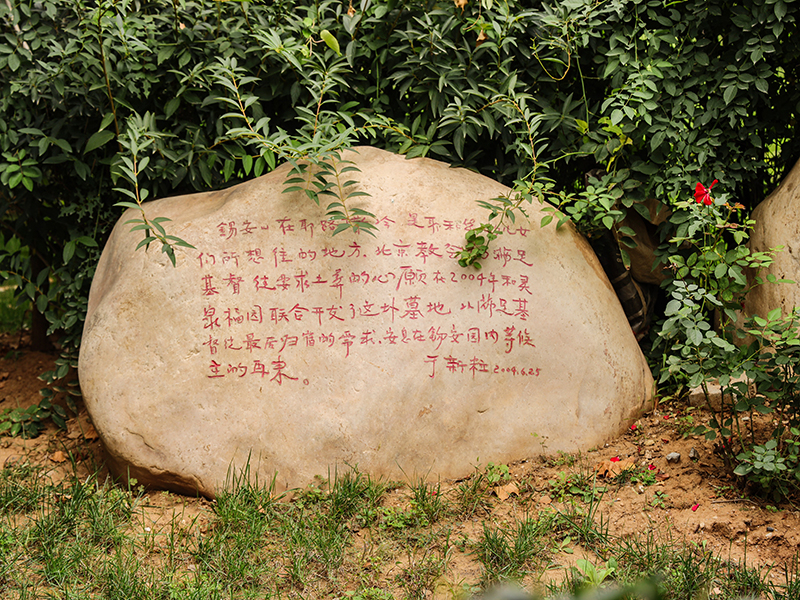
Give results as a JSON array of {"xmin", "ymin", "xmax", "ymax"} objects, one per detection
[
  {"xmin": 79, "ymin": 147, "xmax": 653, "ymax": 497},
  {"xmin": 746, "ymin": 158, "xmax": 800, "ymax": 320}
]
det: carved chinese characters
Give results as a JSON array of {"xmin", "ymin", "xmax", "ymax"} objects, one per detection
[
  {"xmin": 199, "ymin": 213, "xmax": 540, "ymax": 385},
  {"xmin": 79, "ymin": 147, "xmax": 654, "ymax": 498}
]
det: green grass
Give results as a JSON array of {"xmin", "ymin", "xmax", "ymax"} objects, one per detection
[
  {"xmin": 0, "ymin": 460, "xmax": 797, "ymax": 599},
  {"xmin": 475, "ymin": 517, "xmax": 549, "ymax": 584}
]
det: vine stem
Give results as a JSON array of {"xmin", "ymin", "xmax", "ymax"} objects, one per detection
[
  {"xmin": 96, "ymin": 3, "xmax": 121, "ymax": 147},
  {"xmin": 332, "ymin": 166, "xmax": 354, "ymax": 221},
  {"xmin": 225, "ymin": 66, "xmax": 302, "ymax": 161},
  {"xmin": 4, "ymin": 0, "xmax": 29, "ymax": 50},
  {"xmin": 475, "ymin": 96, "xmax": 538, "ymax": 164},
  {"xmin": 313, "ymin": 74, "xmax": 329, "ymax": 134}
]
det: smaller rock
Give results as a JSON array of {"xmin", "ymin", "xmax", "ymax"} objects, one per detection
[
  {"xmin": 666, "ymin": 452, "xmax": 681, "ymax": 463},
  {"xmin": 689, "ymin": 447, "xmax": 699, "ymax": 460},
  {"xmin": 767, "ymin": 526, "xmax": 775, "ymax": 532}
]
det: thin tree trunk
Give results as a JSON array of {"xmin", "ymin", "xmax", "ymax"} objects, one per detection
[
  {"xmin": 29, "ymin": 254, "xmax": 52, "ymax": 351},
  {"xmin": 589, "ymin": 229, "xmax": 655, "ymax": 341}
]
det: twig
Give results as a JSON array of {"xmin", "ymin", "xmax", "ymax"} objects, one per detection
[
  {"xmin": 711, "ymin": 498, "xmax": 758, "ymax": 505},
  {"xmin": 4, "ymin": 0, "xmax": 30, "ymax": 50}
]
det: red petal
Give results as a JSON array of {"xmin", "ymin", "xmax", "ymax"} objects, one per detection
[
  {"xmin": 694, "ymin": 182, "xmax": 705, "ymax": 201},
  {"xmin": 610, "ymin": 456, "xmax": 621, "ymax": 462}
]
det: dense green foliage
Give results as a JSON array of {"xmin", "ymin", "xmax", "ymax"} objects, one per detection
[
  {"xmin": 1, "ymin": 0, "xmax": 800, "ymax": 485},
  {"xmin": 2, "ymin": 0, "xmax": 798, "ymax": 335}
]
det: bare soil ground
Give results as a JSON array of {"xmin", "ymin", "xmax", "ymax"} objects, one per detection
[{"xmin": 1, "ymin": 332, "xmax": 798, "ymax": 594}]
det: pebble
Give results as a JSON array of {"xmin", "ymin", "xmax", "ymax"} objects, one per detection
[
  {"xmin": 689, "ymin": 447, "xmax": 699, "ymax": 460},
  {"xmin": 767, "ymin": 526, "xmax": 775, "ymax": 532},
  {"xmin": 666, "ymin": 452, "xmax": 681, "ymax": 463}
]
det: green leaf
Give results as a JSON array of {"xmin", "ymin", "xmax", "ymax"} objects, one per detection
[
  {"xmin": 84, "ymin": 130, "xmax": 115, "ymax": 154},
  {"xmin": 165, "ymin": 97, "xmax": 181, "ymax": 118},
  {"xmin": 8, "ymin": 172, "xmax": 23, "ymax": 189},
  {"xmin": 63, "ymin": 240, "xmax": 76, "ymax": 264},
  {"xmin": 332, "ymin": 223, "xmax": 351, "ymax": 236},
  {"xmin": 115, "ymin": 201, "xmax": 142, "ymax": 211},
  {"xmin": 157, "ymin": 45, "xmax": 175, "ymax": 65},
  {"xmin": 76, "ymin": 236, "xmax": 98, "ymax": 247},
  {"xmin": 136, "ymin": 237, "xmax": 157, "ymax": 251},
  {"xmin": 320, "ymin": 30, "xmax": 341, "ymax": 56},
  {"xmin": 723, "ymin": 85, "xmax": 737, "ymax": 105},
  {"xmin": 650, "ymin": 131, "xmax": 665, "ymax": 152}
]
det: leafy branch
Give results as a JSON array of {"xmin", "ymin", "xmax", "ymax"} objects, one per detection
[
  {"xmin": 113, "ymin": 114, "xmax": 195, "ymax": 266},
  {"xmin": 212, "ymin": 54, "xmax": 379, "ymax": 237}
]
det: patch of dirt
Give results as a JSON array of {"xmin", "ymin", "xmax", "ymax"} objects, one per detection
[
  {"xmin": 1, "ymin": 332, "xmax": 798, "ymax": 587},
  {"xmin": 492, "ymin": 412, "xmax": 800, "ymax": 578},
  {"xmin": 0, "ymin": 333, "xmax": 105, "ymax": 482}
]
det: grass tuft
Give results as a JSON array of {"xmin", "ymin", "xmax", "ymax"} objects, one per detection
[{"xmin": 0, "ymin": 459, "xmax": 795, "ymax": 599}]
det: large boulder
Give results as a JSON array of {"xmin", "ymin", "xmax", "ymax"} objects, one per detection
[
  {"xmin": 79, "ymin": 147, "xmax": 653, "ymax": 497},
  {"xmin": 745, "ymin": 158, "xmax": 800, "ymax": 320}
]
